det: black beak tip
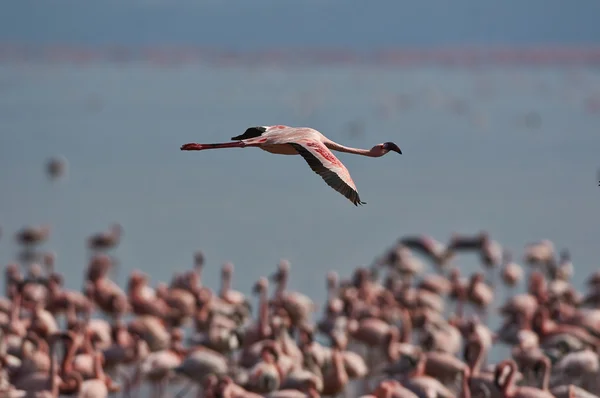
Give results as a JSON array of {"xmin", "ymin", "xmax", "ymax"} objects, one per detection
[{"xmin": 384, "ymin": 142, "xmax": 402, "ymax": 154}]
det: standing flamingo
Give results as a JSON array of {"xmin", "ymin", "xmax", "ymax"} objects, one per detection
[
  {"xmin": 180, "ymin": 125, "xmax": 402, "ymax": 205},
  {"xmin": 494, "ymin": 359, "xmax": 554, "ymax": 397}
]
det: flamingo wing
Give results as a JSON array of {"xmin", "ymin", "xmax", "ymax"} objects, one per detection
[{"xmin": 289, "ymin": 141, "xmax": 365, "ymax": 206}]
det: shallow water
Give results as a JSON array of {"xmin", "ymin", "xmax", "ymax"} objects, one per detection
[{"xmin": 0, "ymin": 62, "xmax": 599, "ymax": 395}]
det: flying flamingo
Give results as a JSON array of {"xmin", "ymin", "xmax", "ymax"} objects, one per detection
[{"xmin": 180, "ymin": 125, "xmax": 402, "ymax": 205}]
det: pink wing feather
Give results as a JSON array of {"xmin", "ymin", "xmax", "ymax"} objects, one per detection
[{"xmin": 290, "ymin": 140, "xmax": 365, "ymax": 206}]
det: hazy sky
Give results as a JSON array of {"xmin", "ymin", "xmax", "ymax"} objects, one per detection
[{"xmin": 1, "ymin": 0, "xmax": 600, "ymax": 49}]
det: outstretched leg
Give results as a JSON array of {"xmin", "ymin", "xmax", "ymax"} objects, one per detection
[{"xmin": 180, "ymin": 142, "xmax": 246, "ymax": 151}]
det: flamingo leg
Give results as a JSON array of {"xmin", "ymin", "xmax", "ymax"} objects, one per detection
[
  {"xmin": 129, "ymin": 367, "xmax": 142, "ymax": 398},
  {"xmin": 478, "ymin": 306, "xmax": 488, "ymax": 325},
  {"xmin": 180, "ymin": 142, "xmax": 247, "ymax": 151},
  {"xmin": 487, "ymin": 267, "xmax": 495, "ymax": 289},
  {"xmin": 365, "ymin": 345, "xmax": 377, "ymax": 392},
  {"xmin": 117, "ymin": 367, "xmax": 132, "ymax": 398},
  {"xmin": 159, "ymin": 379, "xmax": 168, "ymax": 398},
  {"xmin": 174, "ymin": 381, "xmax": 194, "ymax": 398}
]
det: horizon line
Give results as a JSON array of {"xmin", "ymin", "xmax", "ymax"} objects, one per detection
[{"xmin": 2, "ymin": 42, "xmax": 600, "ymax": 67}]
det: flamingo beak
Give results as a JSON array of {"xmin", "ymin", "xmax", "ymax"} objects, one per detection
[
  {"xmin": 269, "ymin": 271, "xmax": 281, "ymax": 282},
  {"xmin": 384, "ymin": 142, "xmax": 402, "ymax": 154}
]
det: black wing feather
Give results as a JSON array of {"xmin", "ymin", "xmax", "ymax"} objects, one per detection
[
  {"xmin": 231, "ymin": 126, "xmax": 267, "ymax": 141},
  {"xmin": 290, "ymin": 143, "xmax": 365, "ymax": 206}
]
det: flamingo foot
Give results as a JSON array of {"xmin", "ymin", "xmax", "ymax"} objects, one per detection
[{"xmin": 180, "ymin": 143, "xmax": 204, "ymax": 151}]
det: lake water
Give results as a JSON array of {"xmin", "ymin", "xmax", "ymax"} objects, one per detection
[{"xmin": 0, "ymin": 61, "xmax": 599, "ymax": 392}]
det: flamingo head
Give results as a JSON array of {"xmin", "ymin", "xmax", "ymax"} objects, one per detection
[
  {"xmin": 48, "ymin": 273, "xmax": 63, "ymax": 287},
  {"xmin": 43, "ymin": 251, "xmax": 56, "ymax": 267},
  {"xmin": 298, "ymin": 325, "xmax": 315, "ymax": 345},
  {"xmin": 260, "ymin": 342, "xmax": 279, "ymax": 363},
  {"xmin": 330, "ymin": 332, "xmax": 348, "ymax": 351},
  {"xmin": 27, "ymin": 263, "xmax": 43, "ymax": 279},
  {"xmin": 532, "ymin": 356, "xmax": 550, "ymax": 380},
  {"xmin": 270, "ymin": 260, "xmax": 290, "ymax": 283},
  {"xmin": 375, "ymin": 142, "xmax": 402, "ymax": 155},
  {"xmin": 326, "ymin": 271, "xmax": 338, "ymax": 288},
  {"xmin": 5, "ymin": 263, "xmax": 20, "ymax": 276},
  {"xmin": 222, "ymin": 262, "xmax": 234, "ymax": 276},
  {"xmin": 171, "ymin": 328, "xmax": 184, "ymax": 342},
  {"xmin": 252, "ymin": 277, "xmax": 268, "ymax": 294},
  {"xmin": 494, "ymin": 360, "xmax": 514, "ymax": 390},
  {"xmin": 470, "ymin": 272, "xmax": 485, "ymax": 285},
  {"xmin": 194, "ymin": 251, "xmax": 205, "ymax": 267},
  {"xmin": 110, "ymin": 223, "xmax": 123, "ymax": 237}
]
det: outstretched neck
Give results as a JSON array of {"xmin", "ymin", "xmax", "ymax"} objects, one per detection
[{"xmin": 324, "ymin": 140, "xmax": 377, "ymax": 157}]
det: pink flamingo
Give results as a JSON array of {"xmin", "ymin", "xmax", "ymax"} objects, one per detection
[
  {"xmin": 369, "ymin": 379, "xmax": 419, "ymax": 398},
  {"xmin": 532, "ymin": 307, "xmax": 600, "ymax": 349},
  {"xmin": 501, "ymin": 251, "xmax": 524, "ymax": 287},
  {"xmin": 398, "ymin": 235, "xmax": 448, "ymax": 267},
  {"xmin": 320, "ymin": 334, "xmax": 350, "ymax": 396},
  {"xmin": 9, "ymin": 332, "xmax": 65, "ymax": 397},
  {"xmin": 88, "ymin": 224, "xmax": 122, "ymax": 251},
  {"xmin": 180, "ymin": 125, "xmax": 401, "ymax": 205},
  {"xmin": 494, "ymin": 359, "xmax": 554, "ymax": 397},
  {"xmin": 401, "ymin": 353, "xmax": 455, "ymax": 398},
  {"xmin": 219, "ymin": 263, "xmax": 251, "ymax": 311},
  {"xmin": 464, "ymin": 334, "xmax": 505, "ymax": 398},
  {"xmin": 15, "ymin": 225, "xmax": 51, "ymax": 248},
  {"xmin": 241, "ymin": 277, "xmax": 272, "ymax": 349},
  {"xmin": 270, "ymin": 260, "xmax": 315, "ymax": 328}
]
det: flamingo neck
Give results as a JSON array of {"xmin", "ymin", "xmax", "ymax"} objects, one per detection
[
  {"xmin": 62, "ymin": 336, "xmax": 79, "ymax": 375},
  {"xmin": 194, "ymin": 265, "xmax": 203, "ymax": 285},
  {"xmin": 504, "ymin": 362, "xmax": 518, "ymax": 395},
  {"xmin": 470, "ymin": 340, "xmax": 485, "ymax": 375},
  {"xmin": 258, "ymin": 290, "xmax": 269, "ymax": 337},
  {"xmin": 539, "ymin": 359, "xmax": 550, "ymax": 391},
  {"xmin": 331, "ymin": 348, "xmax": 349, "ymax": 391},
  {"xmin": 307, "ymin": 387, "xmax": 320, "ymax": 398},
  {"xmin": 276, "ymin": 273, "xmax": 288, "ymax": 296},
  {"xmin": 221, "ymin": 273, "xmax": 231, "ymax": 296},
  {"xmin": 461, "ymin": 369, "xmax": 471, "ymax": 398},
  {"xmin": 410, "ymin": 355, "xmax": 426, "ymax": 378},
  {"xmin": 49, "ymin": 337, "xmax": 59, "ymax": 397},
  {"xmin": 20, "ymin": 335, "xmax": 37, "ymax": 358},
  {"xmin": 325, "ymin": 140, "xmax": 378, "ymax": 157},
  {"xmin": 386, "ymin": 330, "xmax": 399, "ymax": 362},
  {"xmin": 327, "ymin": 282, "xmax": 337, "ymax": 301},
  {"xmin": 66, "ymin": 304, "xmax": 78, "ymax": 328},
  {"xmin": 10, "ymin": 293, "xmax": 21, "ymax": 323},
  {"xmin": 400, "ymin": 310, "xmax": 412, "ymax": 344}
]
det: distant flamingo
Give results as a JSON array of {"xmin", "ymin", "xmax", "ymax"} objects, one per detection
[
  {"xmin": 46, "ymin": 156, "xmax": 67, "ymax": 180},
  {"xmin": 180, "ymin": 125, "xmax": 401, "ymax": 205},
  {"xmin": 88, "ymin": 224, "xmax": 122, "ymax": 251},
  {"xmin": 270, "ymin": 260, "xmax": 315, "ymax": 328},
  {"xmin": 219, "ymin": 263, "xmax": 251, "ymax": 310},
  {"xmin": 501, "ymin": 251, "xmax": 524, "ymax": 287},
  {"xmin": 398, "ymin": 235, "xmax": 448, "ymax": 267},
  {"xmin": 494, "ymin": 359, "xmax": 554, "ymax": 397},
  {"xmin": 15, "ymin": 225, "xmax": 51, "ymax": 248}
]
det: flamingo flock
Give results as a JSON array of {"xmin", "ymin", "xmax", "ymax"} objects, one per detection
[{"xmin": 2, "ymin": 224, "xmax": 600, "ymax": 398}]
